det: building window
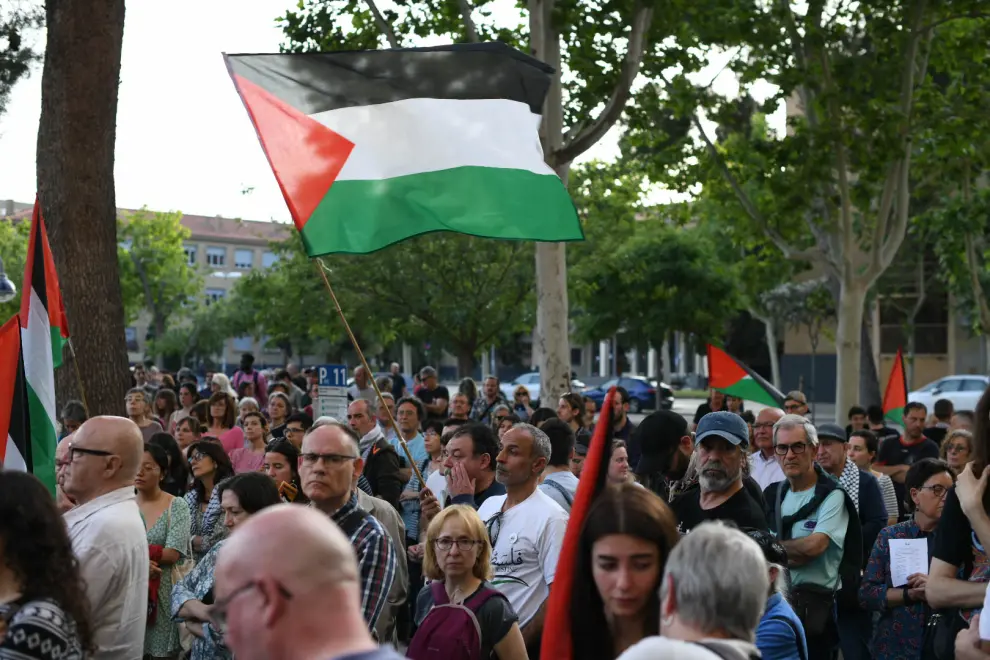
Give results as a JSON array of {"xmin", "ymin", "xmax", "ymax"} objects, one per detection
[
  {"xmin": 232, "ymin": 336, "xmax": 253, "ymax": 351},
  {"xmin": 184, "ymin": 245, "xmax": 197, "ymax": 266},
  {"xmin": 234, "ymin": 248, "xmax": 254, "ymax": 269},
  {"xmin": 262, "ymin": 251, "xmax": 278, "ymax": 268},
  {"xmin": 205, "ymin": 288, "xmax": 226, "ymax": 305},
  {"xmin": 125, "ymin": 327, "xmax": 139, "ymax": 351},
  {"xmin": 206, "ymin": 247, "xmax": 226, "ymax": 267}
]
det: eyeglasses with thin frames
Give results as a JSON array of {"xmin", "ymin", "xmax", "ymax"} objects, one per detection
[
  {"xmin": 210, "ymin": 580, "xmax": 293, "ymax": 632},
  {"xmin": 435, "ymin": 537, "xmax": 484, "ymax": 551},
  {"xmin": 920, "ymin": 484, "xmax": 949, "ymax": 498},
  {"xmin": 301, "ymin": 453, "xmax": 359, "ymax": 466}
]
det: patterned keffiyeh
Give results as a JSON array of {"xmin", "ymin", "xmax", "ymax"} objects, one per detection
[{"xmin": 839, "ymin": 458, "xmax": 860, "ymax": 513}]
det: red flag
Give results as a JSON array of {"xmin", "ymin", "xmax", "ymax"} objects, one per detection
[
  {"xmin": 0, "ymin": 315, "xmax": 31, "ymax": 472},
  {"xmin": 883, "ymin": 348, "xmax": 908, "ymax": 424},
  {"xmin": 540, "ymin": 386, "xmax": 618, "ymax": 659}
]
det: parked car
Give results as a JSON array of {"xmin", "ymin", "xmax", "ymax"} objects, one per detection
[
  {"xmin": 499, "ymin": 372, "xmax": 586, "ymax": 406},
  {"xmin": 583, "ymin": 376, "xmax": 675, "ymax": 413},
  {"xmin": 909, "ymin": 375, "xmax": 990, "ymax": 414}
]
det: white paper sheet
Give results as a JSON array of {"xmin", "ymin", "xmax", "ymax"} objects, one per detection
[{"xmin": 888, "ymin": 538, "xmax": 929, "ymax": 588}]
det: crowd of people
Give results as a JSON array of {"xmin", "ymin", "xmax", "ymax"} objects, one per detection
[{"xmin": 4, "ymin": 356, "xmax": 990, "ymax": 660}]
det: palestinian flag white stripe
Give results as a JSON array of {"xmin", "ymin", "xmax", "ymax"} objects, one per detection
[
  {"xmin": 3, "ymin": 435, "xmax": 26, "ymax": 471},
  {"xmin": 312, "ymin": 98, "xmax": 553, "ymax": 181},
  {"xmin": 23, "ymin": 289, "xmax": 57, "ymax": 432}
]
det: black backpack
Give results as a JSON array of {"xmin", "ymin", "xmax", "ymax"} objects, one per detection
[{"xmin": 764, "ymin": 465, "xmax": 862, "ymax": 609}]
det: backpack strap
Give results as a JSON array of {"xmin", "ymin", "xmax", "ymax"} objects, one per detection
[
  {"xmin": 430, "ymin": 580, "xmax": 450, "ymax": 606},
  {"xmin": 766, "ymin": 616, "xmax": 807, "ymax": 660},
  {"xmin": 543, "ymin": 479, "xmax": 574, "ymax": 506},
  {"xmin": 463, "ymin": 586, "xmax": 504, "ymax": 611}
]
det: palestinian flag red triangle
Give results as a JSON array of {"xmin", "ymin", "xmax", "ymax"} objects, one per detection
[
  {"xmin": 883, "ymin": 347, "xmax": 907, "ymax": 423},
  {"xmin": 0, "ymin": 315, "xmax": 31, "ymax": 475},
  {"xmin": 707, "ymin": 344, "xmax": 785, "ymax": 407}
]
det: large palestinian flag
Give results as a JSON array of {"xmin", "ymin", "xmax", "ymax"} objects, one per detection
[
  {"xmin": 707, "ymin": 344, "xmax": 785, "ymax": 408},
  {"xmin": 14, "ymin": 200, "xmax": 66, "ymax": 494},
  {"xmin": 883, "ymin": 347, "xmax": 908, "ymax": 423},
  {"xmin": 0, "ymin": 316, "xmax": 30, "ymax": 476},
  {"xmin": 224, "ymin": 43, "xmax": 582, "ymax": 256}
]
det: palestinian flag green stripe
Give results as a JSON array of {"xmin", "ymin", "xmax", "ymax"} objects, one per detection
[
  {"xmin": 26, "ymin": 384, "xmax": 56, "ymax": 494},
  {"xmin": 718, "ymin": 376, "xmax": 785, "ymax": 408},
  {"xmin": 301, "ymin": 165, "xmax": 579, "ymax": 255}
]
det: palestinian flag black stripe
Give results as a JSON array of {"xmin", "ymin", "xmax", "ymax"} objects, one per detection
[{"xmin": 226, "ymin": 42, "xmax": 553, "ymax": 115}]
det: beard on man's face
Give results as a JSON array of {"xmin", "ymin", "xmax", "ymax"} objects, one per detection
[{"xmin": 698, "ymin": 457, "xmax": 740, "ymax": 493}]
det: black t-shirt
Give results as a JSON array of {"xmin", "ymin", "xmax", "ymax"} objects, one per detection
[
  {"xmin": 877, "ymin": 436, "xmax": 940, "ymax": 518},
  {"xmin": 932, "ymin": 486, "xmax": 990, "ymax": 611},
  {"xmin": 414, "ymin": 582, "xmax": 518, "ymax": 657},
  {"xmin": 672, "ymin": 483, "xmax": 769, "ymax": 533},
  {"xmin": 419, "ymin": 385, "xmax": 450, "ymax": 422},
  {"xmin": 391, "ymin": 374, "xmax": 406, "ymax": 401},
  {"xmin": 924, "ymin": 426, "xmax": 948, "ymax": 445}
]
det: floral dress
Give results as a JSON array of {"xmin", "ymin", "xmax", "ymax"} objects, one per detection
[
  {"xmin": 184, "ymin": 486, "xmax": 226, "ymax": 562},
  {"xmin": 859, "ymin": 520, "xmax": 931, "ymax": 660},
  {"xmin": 144, "ymin": 496, "xmax": 192, "ymax": 658},
  {"xmin": 170, "ymin": 541, "xmax": 231, "ymax": 660}
]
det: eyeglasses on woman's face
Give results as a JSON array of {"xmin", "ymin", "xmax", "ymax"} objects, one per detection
[
  {"xmin": 920, "ymin": 484, "xmax": 949, "ymax": 499},
  {"xmin": 947, "ymin": 443, "xmax": 969, "ymax": 455},
  {"xmin": 434, "ymin": 537, "xmax": 483, "ymax": 552}
]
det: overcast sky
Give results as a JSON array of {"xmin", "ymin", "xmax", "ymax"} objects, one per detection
[{"xmin": 0, "ymin": 2, "xmax": 776, "ymax": 220}]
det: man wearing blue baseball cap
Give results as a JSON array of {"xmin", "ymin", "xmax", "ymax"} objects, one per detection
[{"xmin": 671, "ymin": 411, "xmax": 770, "ymax": 533}]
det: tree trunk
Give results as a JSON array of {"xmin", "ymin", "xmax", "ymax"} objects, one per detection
[
  {"xmin": 456, "ymin": 346, "xmax": 475, "ymax": 380},
  {"xmin": 37, "ymin": 0, "xmax": 128, "ymax": 415},
  {"xmin": 530, "ymin": 0, "xmax": 571, "ymax": 406},
  {"xmin": 751, "ymin": 309, "xmax": 781, "ymax": 389},
  {"xmin": 834, "ymin": 280, "xmax": 868, "ymax": 424},
  {"xmin": 154, "ymin": 315, "xmax": 167, "ymax": 369}
]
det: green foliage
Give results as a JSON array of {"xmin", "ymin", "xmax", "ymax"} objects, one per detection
[
  {"xmin": 151, "ymin": 301, "xmax": 233, "ymax": 366},
  {"xmin": 117, "ymin": 208, "xmax": 202, "ymax": 343},
  {"xmin": 572, "ymin": 220, "xmax": 737, "ymax": 346},
  {"xmin": 0, "ymin": 5, "xmax": 42, "ymax": 117},
  {"xmin": 0, "ymin": 216, "xmax": 30, "ymax": 320},
  {"xmin": 224, "ymin": 232, "xmax": 351, "ymax": 359},
  {"xmin": 920, "ymin": 188, "xmax": 990, "ymax": 336}
]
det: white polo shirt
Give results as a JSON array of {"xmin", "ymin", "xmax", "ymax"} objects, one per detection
[
  {"xmin": 749, "ymin": 450, "xmax": 786, "ymax": 492},
  {"xmin": 64, "ymin": 486, "xmax": 150, "ymax": 660},
  {"xmin": 477, "ymin": 488, "xmax": 568, "ymax": 627}
]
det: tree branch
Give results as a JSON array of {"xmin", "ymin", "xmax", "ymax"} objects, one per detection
[
  {"xmin": 916, "ymin": 10, "xmax": 990, "ymax": 34},
  {"xmin": 670, "ymin": 81, "xmax": 817, "ymax": 264},
  {"xmin": 457, "ymin": 0, "xmax": 479, "ymax": 42},
  {"xmin": 817, "ymin": 45, "xmax": 855, "ymax": 266},
  {"xmin": 550, "ymin": 3, "xmax": 654, "ymax": 167},
  {"xmin": 365, "ymin": 0, "xmax": 400, "ymax": 48},
  {"xmin": 778, "ymin": 0, "xmax": 819, "ymax": 128}
]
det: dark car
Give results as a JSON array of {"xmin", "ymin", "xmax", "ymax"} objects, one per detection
[{"xmin": 583, "ymin": 376, "xmax": 674, "ymax": 413}]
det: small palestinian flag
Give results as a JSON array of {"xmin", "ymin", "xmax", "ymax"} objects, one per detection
[
  {"xmin": 224, "ymin": 43, "xmax": 583, "ymax": 256},
  {"xmin": 0, "ymin": 316, "xmax": 32, "ymax": 476},
  {"xmin": 15, "ymin": 199, "xmax": 65, "ymax": 494},
  {"xmin": 883, "ymin": 348, "xmax": 908, "ymax": 424},
  {"xmin": 707, "ymin": 344, "xmax": 785, "ymax": 408},
  {"xmin": 541, "ymin": 386, "xmax": 618, "ymax": 659}
]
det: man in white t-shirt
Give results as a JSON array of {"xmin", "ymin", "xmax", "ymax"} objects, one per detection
[
  {"xmin": 538, "ymin": 419, "xmax": 579, "ymax": 511},
  {"xmin": 477, "ymin": 423, "xmax": 568, "ymax": 659}
]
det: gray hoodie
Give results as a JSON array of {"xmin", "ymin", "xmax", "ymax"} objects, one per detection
[{"xmin": 618, "ymin": 636, "xmax": 761, "ymax": 660}]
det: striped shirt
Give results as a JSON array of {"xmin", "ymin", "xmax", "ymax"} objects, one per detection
[{"xmin": 328, "ymin": 493, "xmax": 397, "ymax": 630}]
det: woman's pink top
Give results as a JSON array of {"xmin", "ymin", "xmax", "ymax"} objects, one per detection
[
  {"xmin": 229, "ymin": 447, "xmax": 266, "ymax": 473},
  {"xmin": 217, "ymin": 426, "xmax": 244, "ymax": 454}
]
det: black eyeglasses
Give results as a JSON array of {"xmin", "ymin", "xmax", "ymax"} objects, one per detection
[
  {"xmin": 210, "ymin": 580, "xmax": 293, "ymax": 631},
  {"xmin": 301, "ymin": 453, "xmax": 358, "ymax": 466},
  {"xmin": 774, "ymin": 443, "xmax": 808, "ymax": 456},
  {"xmin": 67, "ymin": 442, "xmax": 114, "ymax": 461}
]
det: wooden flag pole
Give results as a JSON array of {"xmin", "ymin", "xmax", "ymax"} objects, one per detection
[
  {"xmin": 66, "ymin": 338, "xmax": 90, "ymax": 415},
  {"xmin": 314, "ymin": 258, "xmax": 425, "ymax": 486}
]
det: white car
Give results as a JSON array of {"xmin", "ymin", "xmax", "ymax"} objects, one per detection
[
  {"xmin": 909, "ymin": 375, "xmax": 990, "ymax": 413},
  {"xmin": 499, "ymin": 372, "xmax": 586, "ymax": 406}
]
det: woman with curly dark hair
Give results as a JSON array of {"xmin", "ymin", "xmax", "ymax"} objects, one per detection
[{"xmin": 0, "ymin": 471, "xmax": 93, "ymax": 658}]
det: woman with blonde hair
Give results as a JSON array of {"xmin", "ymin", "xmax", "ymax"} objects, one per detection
[
  {"xmin": 408, "ymin": 505, "xmax": 527, "ymax": 660},
  {"xmin": 940, "ymin": 428, "xmax": 974, "ymax": 474},
  {"xmin": 210, "ymin": 373, "xmax": 237, "ymax": 398}
]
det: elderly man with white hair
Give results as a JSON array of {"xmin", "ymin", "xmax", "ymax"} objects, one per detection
[
  {"xmin": 762, "ymin": 414, "xmax": 859, "ymax": 660},
  {"xmin": 618, "ymin": 521, "xmax": 767, "ymax": 660},
  {"xmin": 477, "ymin": 423, "xmax": 569, "ymax": 659}
]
